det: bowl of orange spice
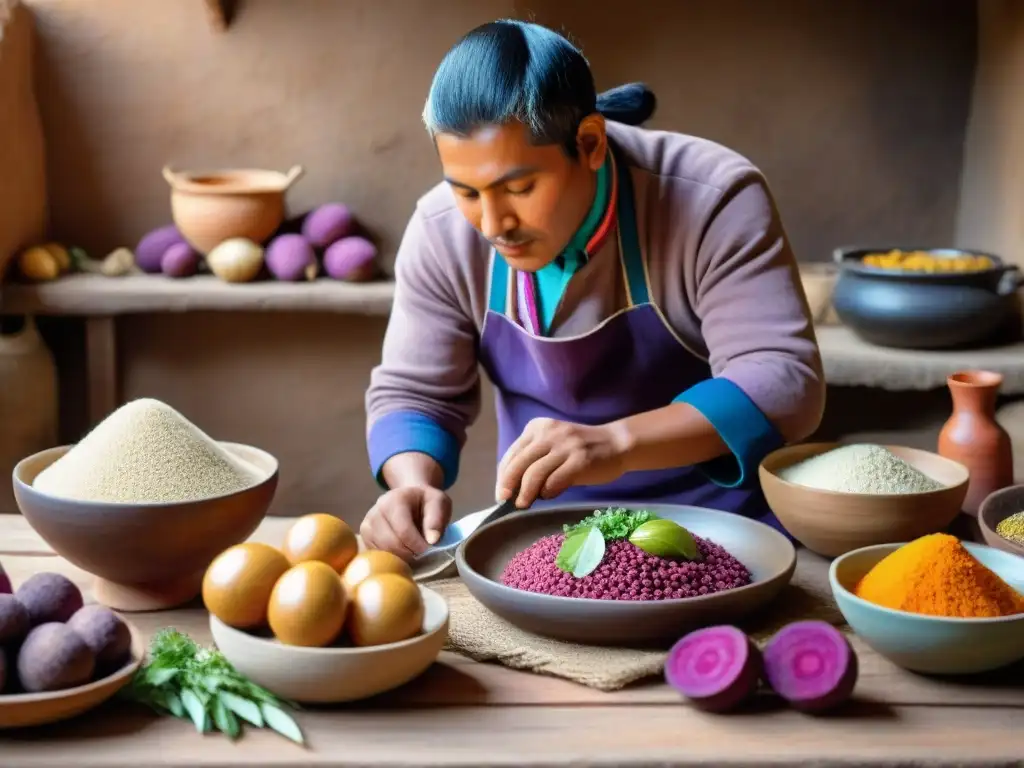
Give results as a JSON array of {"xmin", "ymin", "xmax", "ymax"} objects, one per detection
[
  {"xmin": 831, "ymin": 246, "xmax": 1022, "ymax": 350},
  {"xmin": 829, "ymin": 533, "xmax": 1024, "ymax": 674}
]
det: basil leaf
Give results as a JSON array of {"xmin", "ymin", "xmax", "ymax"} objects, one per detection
[
  {"xmin": 212, "ymin": 697, "xmax": 241, "ymax": 739},
  {"xmin": 164, "ymin": 690, "xmax": 186, "ymax": 719},
  {"xmin": 628, "ymin": 519, "xmax": 699, "ymax": 560},
  {"xmin": 180, "ymin": 689, "xmax": 208, "ymax": 733},
  {"xmin": 572, "ymin": 526, "xmax": 606, "ymax": 578},
  {"xmin": 144, "ymin": 665, "xmax": 179, "ymax": 687},
  {"xmin": 219, "ymin": 691, "xmax": 264, "ymax": 727},
  {"xmin": 262, "ymin": 704, "xmax": 305, "ymax": 745},
  {"xmin": 555, "ymin": 526, "xmax": 593, "ymax": 573}
]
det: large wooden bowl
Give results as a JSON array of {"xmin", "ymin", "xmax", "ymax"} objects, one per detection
[
  {"xmin": 0, "ymin": 620, "xmax": 144, "ymax": 729},
  {"xmin": 12, "ymin": 443, "xmax": 278, "ymax": 612},
  {"xmin": 759, "ymin": 443, "xmax": 969, "ymax": 558},
  {"xmin": 455, "ymin": 503, "xmax": 796, "ymax": 646}
]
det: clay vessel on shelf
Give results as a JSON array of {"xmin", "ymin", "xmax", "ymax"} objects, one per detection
[
  {"xmin": 162, "ymin": 165, "xmax": 305, "ymax": 255},
  {"xmin": 937, "ymin": 370, "xmax": 1014, "ymax": 516}
]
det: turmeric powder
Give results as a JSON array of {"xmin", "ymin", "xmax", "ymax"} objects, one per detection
[{"xmin": 854, "ymin": 533, "xmax": 1024, "ymax": 618}]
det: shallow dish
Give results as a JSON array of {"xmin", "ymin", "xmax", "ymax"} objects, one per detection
[
  {"xmin": 209, "ymin": 585, "xmax": 449, "ymax": 703},
  {"xmin": 978, "ymin": 485, "xmax": 1024, "ymax": 558},
  {"xmin": 0, "ymin": 619, "xmax": 144, "ymax": 729},
  {"xmin": 455, "ymin": 503, "xmax": 796, "ymax": 646},
  {"xmin": 13, "ymin": 443, "xmax": 278, "ymax": 612},
  {"xmin": 759, "ymin": 442, "xmax": 969, "ymax": 557},
  {"xmin": 830, "ymin": 541, "xmax": 1024, "ymax": 674}
]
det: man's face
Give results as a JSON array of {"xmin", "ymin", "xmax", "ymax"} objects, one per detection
[{"xmin": 435, "ymin": 120, "xmax": 605, "ymax": 272}]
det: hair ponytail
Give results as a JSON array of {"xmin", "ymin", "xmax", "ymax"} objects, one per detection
[{"xmin": 596, "ymin": 83, "xmax": 657, "ymax": 126}]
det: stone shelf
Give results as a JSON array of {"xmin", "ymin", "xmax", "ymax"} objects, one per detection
[{"xmin": 0, "ymin": 273, "xmax": 396, "ymax": 316}]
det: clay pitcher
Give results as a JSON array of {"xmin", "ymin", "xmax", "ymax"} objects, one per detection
[{"xmin": 938, "ymin": 370, "xmax": 1014, "ymax": 515}]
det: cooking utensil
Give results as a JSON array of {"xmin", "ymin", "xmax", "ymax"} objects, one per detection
[
  {"xmin": 414, "ymin": 497, "xmax": 519, "ymax": 560},
  {"xmin": 455, "ymin": 502, "xmax": 796, "ymax": 646}
]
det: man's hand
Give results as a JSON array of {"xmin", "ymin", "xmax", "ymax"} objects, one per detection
[
  {"xmin": 496, "ymin": 417, "xmax": 632, "ymax": 508},
  {"xmin": 360, "ymin": 485, "xmax": 452, "ymax": 560}
]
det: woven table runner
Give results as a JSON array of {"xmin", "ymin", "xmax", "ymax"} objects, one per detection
[{"xmin": 413, "ymin": 551, "xmax": 844, "ymax": 691}]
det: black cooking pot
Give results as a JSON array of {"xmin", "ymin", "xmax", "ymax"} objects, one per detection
[{"xmin": 831, "ymin": 246, "xmax": 1022, "ymax": 350}]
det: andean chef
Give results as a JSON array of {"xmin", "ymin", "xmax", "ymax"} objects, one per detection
[{"xmin": 360, "ymin": 20, "xmax": 824, "ymax": 558}]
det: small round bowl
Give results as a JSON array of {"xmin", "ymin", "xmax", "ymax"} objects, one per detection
[
  {"xmin": 829, "ymin": 541, "xmax": 1024, "ymax": 674},
  {"xmin": 0, "ymin": 619, "xmax": 144, "ymax": 729},
  {"xmin": 455, "ymin": 502, "xmax": 797, "ymax": 646},
  {"xmin": 12, "ymin": 443, "xmax": 278, "ymax": 613},
  {"xmin": 209, "ymin": 585, "xmax": 449, "ymax": 703},
  {"xmin": 759, "ymin": 443, "xmax": 969, "ymax": 558},
  {"xmin": 978, "ymin": 485, "xmax": 1024, "ymax": 558}
]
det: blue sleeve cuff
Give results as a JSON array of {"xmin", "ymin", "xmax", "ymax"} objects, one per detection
[
  {"xmin": 673, "ymin": 378, "xmax": 784, "ymax": 489},
  {"xmin": 367, "ymin": 410, "xmax": 461, "ymax": 491}
]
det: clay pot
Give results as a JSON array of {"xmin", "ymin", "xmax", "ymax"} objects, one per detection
[
  {"xmin": 162, "ymin": 165, "xmax": 304, "ymax": 255},
  {"xmin": 938, "ymin": 370, "xmax": 1014, "ymax": 515}
]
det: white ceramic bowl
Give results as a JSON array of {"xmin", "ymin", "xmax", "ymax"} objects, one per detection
[
  {"xmin": 209, "ymin": 585, "xmax": 449, "ymax": 703},
  {"xmin": 830, "ymin": 541, "xmax": 1024, "ymax": 674}
]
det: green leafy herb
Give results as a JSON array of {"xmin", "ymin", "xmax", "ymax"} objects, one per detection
[
  {"xmin": 122, "ymin": 628, "xmax": 305, "ymax": 746},
  {"xmin": 563, "ymin": 507, "xmax": 658, "ymax": 541},
  {"xmin": 555, "ymin": 526, "xmax": 593, "ymax": 573},
  {"xmin": 628, "ymin": 519, "xmax": 699, "ymax": 561}
]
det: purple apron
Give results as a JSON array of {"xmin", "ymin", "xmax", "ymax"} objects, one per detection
[{"xmin": 477, "ymin": 149, "xmax": 784, "ymax": 533}]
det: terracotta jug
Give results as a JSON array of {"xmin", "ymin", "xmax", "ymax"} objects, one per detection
[{"xmin": 938, "ymin": 370, "xmax": 1014, "ymax": 516}]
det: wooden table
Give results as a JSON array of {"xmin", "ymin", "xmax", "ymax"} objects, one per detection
[{"xmin": 1, "ymin": 514, "xmax": 1023, "ymax": 766}]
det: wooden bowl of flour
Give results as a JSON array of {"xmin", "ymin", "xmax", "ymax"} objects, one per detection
[
  {"xmin": 759, "ymin": 443, "xmax": 969, "ymax": 557},
  {"xmin": 12, "ymin": 442, "xmax": 278, "ymax": 613}
]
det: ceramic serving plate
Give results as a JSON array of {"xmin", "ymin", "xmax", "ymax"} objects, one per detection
[
  {"xmin": 0, "ymin": 620, "xmax": 144, "ymax": 729},
  {"xmin": 455, "ymin": 502, "xmax": 796, "ymax": 646},
  {"xmin": 830, "ymin": 541, "xmax": 1024, "ymax": 674}
]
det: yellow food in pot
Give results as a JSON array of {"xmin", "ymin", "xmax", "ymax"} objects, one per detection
[
  {"xmin": 341, "ymin": 550, "xmax": 413, "ymax": 593},
  {"xmin": 281, "ymin": 513, "xmax": 358, "ymax": 573},
  {"xmin": 860, "ymin": 249, "xmax": 994, "ymax": 273},
  {"xmin": 267, "ymin": 561, "xmax": 348, "ymax": 647},
  {"xmin": 202, "ymin": 542, "xmax": 290, "ymax": 629},
  {"xmin": 348, "ymin": 573, "xmax": 424, "ymax": 647}
]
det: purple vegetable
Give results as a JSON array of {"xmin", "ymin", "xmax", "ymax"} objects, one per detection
[
  {"xmin": 302, "ymin": 203, "xmax": 355, "ymax": 249},
  {"xmin": 665, "ymin": 625, "xmax": 763, "ymax": 713},
  {"xmin": 323, "ymin": 236, "xmax": 378, "ymax": 282},
  {"xmin": 0, "ymin": 595, "xmax": 30, "ymax": 646},
  {"xmin": 0, "ymin": 563, "xmax": 10, "ymax": 594},
  {"xmin": 762, "ymin": 620, "xmax": 858, "ymax": 713},
  {"xmin": 265, "ymin": 234, "xmax": 318, "ymax": 281},
  {"xmin": 160, "ymin": 242, "xmax": 200, "ymax": 278},
  {"xmin": 135, "ymin": 225, "xmax": 185, "ymax": 274}
]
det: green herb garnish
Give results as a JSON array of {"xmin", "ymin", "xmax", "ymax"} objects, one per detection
[
  {"xmin": 556, "ymin": 507, "xmax": 658, "ymax": 578},
  {"xmin": 562, "ymin": 507, "xmax": 658, "ymax": 541},
  {"xmin": 122, "ymin": 628, "xmax": 304, "ymax": 745}
]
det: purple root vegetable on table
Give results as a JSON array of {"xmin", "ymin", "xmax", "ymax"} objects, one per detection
[
  {"xmin": 323, "ymin": 236, "xmax": 378, "ymax": 282},
  {"xmin": 265, "ymin": 234, "xmax": 318, "ymax": 281},
  {"xmin": 160, "ymin": 242, "xmax": 200, "ymax": 278},
  {"xmin": 762, "ymin": 620, "xmax": 858, "ymax": 713},
  {"xmin": 0, "ymin": 594, "xmax": 30, "ymax": 646},
  {"xmin": 135, "ymin": 225, "xmax": 185, "ymax": 274},
  {"xmin": 664, "ymin": 625, "xmax": 763, "ymax": 713},
  {"xmin": 302, "ymin": 203, "xmax": 355, "ymax": 249},
  {"xmin": 0, "ymin": 563, "xmax": 10, "ymax": 594}
]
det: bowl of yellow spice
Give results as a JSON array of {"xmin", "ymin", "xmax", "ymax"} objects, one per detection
[
  {"xmin": 829, "ymin": 533, "xmax": 1024, "ymax": 675},
  {"xmin": 978, "ymin": 485, "xmax": 1024, "ymax": 559},
  {"xmin": 831, "ymin": 246, "xmax": 1022, "ymax": 350}
]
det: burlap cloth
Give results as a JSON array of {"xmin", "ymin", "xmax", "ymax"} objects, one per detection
[{"xmin": 412, "ymin": 551, "xmax": 844, "ymax": 691}]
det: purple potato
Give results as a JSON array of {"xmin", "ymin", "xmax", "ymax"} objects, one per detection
[
  {"xmin": 160, "ymin": 242, "xmax": 200, "ymax": 278},
  {"xmin": 135, "ymin": 224, "xmax": 185, "ymax": 274},
  {"xmin": 17, "ymin": 623, "xmax": 96, "ymax": 693},
  {"xmin": 67, "ymin": 605, "xmax": 132, "ymax": 671},
  {"xmin": 265, "ymin": 234, "xmax": 318, "ymax": 281},
  {"xmin": 0, "ymin": 595, "xmax": 30, "ymax": 646},
  {"xmin": 301, "ymin": 203, "xmax": 355, "ymax": 249},
  {"xmin": 15, "ymin": 572, "xmax": 84, "ymax": 626},
  {"xmin": 0, "ymin": 563, "xmax": 10, "ymax": 594},
  {"xmin": 323, "ymin": 236, "xmax": 378, "ymax": 281}
]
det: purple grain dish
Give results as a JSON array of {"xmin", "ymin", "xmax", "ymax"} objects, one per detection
[
  {"xmin": 302, "ymin": 203, "xmax": 355, "ymax": 249},
  {"xmin": 160, "ymin": 242, "xmax": 200, "ymax": 278},
  {"xmin": 323, "ymin": 236, "xmax": 378, "ymax": 281},
  {"xmin": 135, "ymin": 225, "xmax": 185, "ymax": 274},
  {"xmin": 500, "ymin": 534, "xmax": 751, "ymax": 600},
  {"xmin": 265, "ymin": 234, "xmax": 318, "ymax": 281}
]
